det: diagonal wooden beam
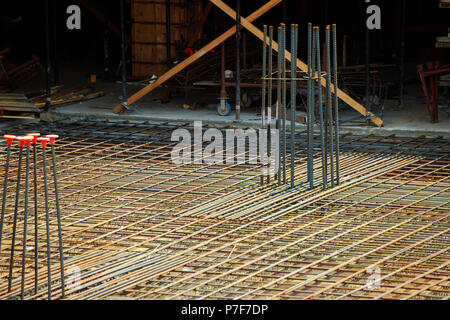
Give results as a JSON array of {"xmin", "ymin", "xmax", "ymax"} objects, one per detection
[
  {"xmin": 79, "ymin": 0, "xmax": 122, "ymax": 39},
  {"xmin": 210, "ymin": 0, "xmax": 383, "ymax": 127},
  {"xmin": 113, "ymin": 0, "xmax": 282, "ymax": 114}
]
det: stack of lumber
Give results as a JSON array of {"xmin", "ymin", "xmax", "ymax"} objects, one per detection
[{"xmin": 0, "ymin": 93, "xmax": 40, "ymax": 118}]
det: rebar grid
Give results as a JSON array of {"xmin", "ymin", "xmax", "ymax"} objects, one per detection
[{"xmin": 0, "ymin": 120, "xmax": 448, "ymax": 300}]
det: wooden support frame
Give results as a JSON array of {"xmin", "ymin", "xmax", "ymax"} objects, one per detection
[
  {"xmin": 113, "ymin": 0, "xmax": 282, "ymax": 114},
  {"xmin": 113, "ymin": 0, "xmax": 382, "ymax": 127},
  {"xmin": 210, "ymin": 0, "xmax": 383, "ymax": 127}
]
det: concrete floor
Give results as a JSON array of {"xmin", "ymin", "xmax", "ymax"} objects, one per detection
[
  {"xmin": 43, "ymin": 80, "xmax": 450, "ymax": 137},
  {"xmin": 4, "ymin": 62, "xmax": 450, "ymax": 137}
]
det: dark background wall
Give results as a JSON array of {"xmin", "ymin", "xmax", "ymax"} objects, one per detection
[{"xmin": 1, "ymin": 0, "xmax": 448, "ymax": 72}]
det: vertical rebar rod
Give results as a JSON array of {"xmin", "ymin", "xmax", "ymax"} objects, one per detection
[
  {"xmin": 399, "ymin": 0, "xmax": 406, "ymax": 107},
  {"xmin": 307, "ymin": 23, "xmax": 314, "ymax": 189},
  {"xmin": 50, "ymin": 143, "xmax": 65, "ymax": 298},
  {"xmin": 33, "ymin": 141, "xmax": 38, "ymax": 294},
  {"xmin": 365, "ymin": 4, "xmax": 371, "ymax": 116},
  {"xmin": 267, "ymin": 26, "xmax": 273, "ymax": 184},
  {"xmin": 326, "ymin": 26, "xmax": 335, "ymax": 188},
  {"xmin": 243, "ymin": 31, "xmax": 247, "ymax": 69},
  {"xmin": 311, "ymin": 25, "xmax": 317, "ymax": 189},
  {"xmin": 52, "ymin": 0, "xmax": 59, "ymax": 85},
  {"xmin": 268, "ymin": 26, "xmax": 273, "ymax": 125},
  {"xmin": 20, "ymin": 144, "xmax": 30, "ymax": 299},
  {"xmin": 42, "ymin": 146, "xmax": 52, "ymax": 300},
  {"xmin": 315, "ymin": 27, "xmax": 327, "ymax": 190},
  {"xmin": 8, "ymin": 144, "xmax": 23, "ymax": 292},
  {"xmin": 0, "ymin": 143, "xmax": 12, "ymax": 250},
  {"xmin": 332, "ymin": 24, "xmax": 340, "ymax": 185},
  {"xmin": 120, "ymin": 0, "xmax": 127, "ymax": 109},
  {"xmin": 103, "ymin": 6, "xmax": 110, "ymax": 80},
  {"xmin": 235, "ymin": 0, "xmax": 241, "ymax": 122},
  {"xmin": 277, "ymin": 26, "xmax": 282, "ymax": 186},
  {"xmin": 261, "ymin": 26, "xmax": 267, "ymax": 186},
  {"xmin": 290, "ymin": 24, "xmax": 298, "ymax": 189},
  {"xmin": 44, "ymin": 0, "xmax": 51, "ymax": 111},
  {"xmin": 281, "ymin": 24, "xmax": 287, "ymax": 184}
]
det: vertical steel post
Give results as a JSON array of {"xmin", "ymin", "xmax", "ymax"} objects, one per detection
[
  {"xmin": 20, "ymin": 138, "xmax": 31, "ymax": 299},
  {"xmin": 47, "ymin": 135, "xmax": 65, "ymax": 299},
  {"xmin": 307, "ymin": 23, "xmax": 314, "ymax": 189},
  {"xmin": 267, "ymin": 26, "xmax": 273, "ymax": 184},
  {"xmin": 120, "ymin": 0, "xmax": 128, "ymax": 110},
  {"xmin": 40, "ymin": 138, "xmax": 52, "ymax": 300},
  {"xmin": 52, "ymin": 0, "xmax": 59, "ymax": 85},
  {"xmin": 44, "ymin": 0, "xmax": 51, "ymax": 111},
  {"xmin": 0, "ymin": 135, "xmax": 15, "ymax": 250},
  {"xmin": 261, "ymin": 26, "xmax": 267, "ymax": 186},
  {"xmin": 243, "ymin": 31, "xmax": 247, "ymax": 69},
  {"xmin": 326, "ymin": 26, "xmax": 335, "ymax": 188},
  {"xmin": 277, "ymin": 26, "xmax": 282, "ymax": 186},
  {"xmin": 290, "ymin": 24, "xmax": 298, "ymax": 189},
  {"xmin": 399, "ymin": 0, "xmax": 406, "ymax": 107},
  {"xmin": 29, "ymin": 134, "xmax": 40, "ymax": 294},
  {"xmin": 104, "ymin": 6, "xmax": 110, "ymax": 80},
  {"xmin": 166, "ymin": 0, "xmax": 171, "ymax": 61},
  {"xmin": 235, "ymin": 0, "xmax": 241, "ymax": 121},
  {"xmin": 311, "ymin": 25, "xmax": 317, "ymax": 189},
  {"xmin": 8, "ymin": 138, "xmax": 23, "ymax": 292},
  {"xmin": 365, "ymin": 2, "xmax": 371, "ymax": 117},
  {"xmin": 315, "ymin": 27, "xmax": 327, "ymax": 190},
  {"xmin": 332, "ymin": 24, "xmax": 340, "ymax": 185},
  {"xmin": 281, "ymin": 24, "xmax": 287, "ymax": 184}
]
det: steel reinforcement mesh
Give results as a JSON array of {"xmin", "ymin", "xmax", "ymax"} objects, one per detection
[{"xmin": 0, "ymin": 120, "xmax": 448, "ymax": 300}]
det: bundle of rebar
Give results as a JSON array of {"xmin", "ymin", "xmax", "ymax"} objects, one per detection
[
  {"xmin": 0, "ymin": 133, "xmax": 64, "ymax": 300},
  {"xmin": 261, "ymin": 24, "xmax": 341, "ymax": 191}
]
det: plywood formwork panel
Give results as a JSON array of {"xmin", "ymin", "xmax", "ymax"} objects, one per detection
[{"xmin": 132, "ymin": 0, "xmax": 203, "ymax": 78}]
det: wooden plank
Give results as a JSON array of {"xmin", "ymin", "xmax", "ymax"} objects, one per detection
[
  {"xmin": 210, "ymin": 0, "xmax": 383, "ymax": 127},
  {"xmin": 114, "ymin": 0, "xmax": 282, "ymax": 114},
  {"xmin": 79, "ymin": 0, "xmax": 124, "ymax": 39},
  {"xmin": 0, "ymin": 94, "xmax": 40, "ymax": 113}
]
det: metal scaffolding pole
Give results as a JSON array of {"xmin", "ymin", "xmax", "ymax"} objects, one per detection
[
  {"xmin": 120, "ymin": 0, "xmax": 128, "ymax": 110},
  {"xmin": 44, "ymin": 0, "xmax": 51, "ymax": 111},
  {"xmin": 235, "ymin": 0, "xmax": 241, "ymax": 122}
]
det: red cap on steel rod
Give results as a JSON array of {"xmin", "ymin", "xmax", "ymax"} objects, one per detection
[
  {"xmin": 46, "ymin": 134, "xmax": 59, "ymax": 145},
  {"xmin": 16, "ymin": 136, "xmax": 33, "ymax": 148},
  {"xmin": 38, "ymin": 137, "xmax": 50, "ymax": 148},
  {"xmin": 27, "ymin": 133, "xmax": 41, "ymax": 144},
  {"xmin": 3, "ymin": 135, "xmax": 16, "ymax": 146}
]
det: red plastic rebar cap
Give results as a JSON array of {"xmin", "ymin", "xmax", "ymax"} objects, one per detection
[
  {"xmin": 3, "ymin": 134, "xmax": 16, "ymax": 146},
  {"xmin": 16, "ymin": 136, "xmax": 31, "ymax": 147},
  {"xmin": 37, "ymin": 137, "xmax": 50, "ymax": 148},
  {"xmin": 23, "ymin": 136, "xmax": 33, "ymax": 147},
  {"xmin": 27, "ymin": 133, "xmax": 40, "ymax": 144},
  {"xmin": 46, "ymin": 134, "xmax": 59, "ymax": 145}
]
